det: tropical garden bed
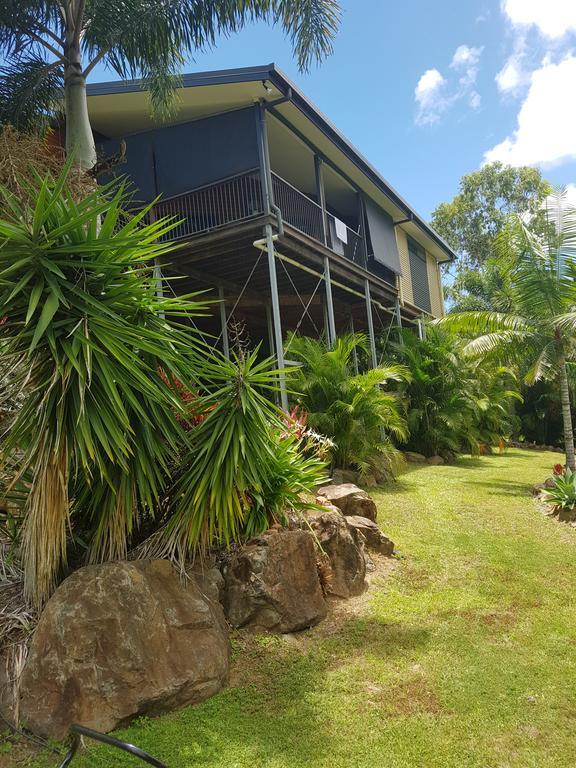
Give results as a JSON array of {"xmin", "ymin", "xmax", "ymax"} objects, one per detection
[{"xmin": 5, "ymin": 449, "xmax": 576, "ymax": 768}]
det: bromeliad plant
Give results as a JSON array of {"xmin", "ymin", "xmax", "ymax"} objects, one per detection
[
  {"xmin": 542, "ymin": 469, "xmax": 576, "ymax": 515},
  {"xmin": 0, "ymin": 164, "xmax": 206, "ymax": 606}
]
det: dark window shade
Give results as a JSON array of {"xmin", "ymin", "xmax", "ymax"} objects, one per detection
[
  {"xmin": 408, "ymin": 238, "xmax": 431, "ymax": 312},
  {"xmin": 365, "ymin": 199, "xmax": 402, "ymax": 274}
]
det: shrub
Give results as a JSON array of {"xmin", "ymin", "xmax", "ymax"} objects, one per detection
[
  {"xmin": 542, "ymin": 470, "xmax": 576, "ymax": 513},
  {"xmin": 157, "ymin": 349, "xmax": 327, "ymax": 560},
  {"xmin": 390, "ymin": 327, "xmax": 521, "ymax": 457},
  {"xmin": 287, "ymin": 333, "xmax": 410, "ymax": 478}
]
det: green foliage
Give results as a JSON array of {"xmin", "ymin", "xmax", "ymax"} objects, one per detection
[
  {"xmin": 0, "ymin": 166, "xmax": 328, "ymax": 602},
  {"xmin": 444, "ymin": 258, "xmax": 515, "ymax": 313},
  {"xmin": 158, "ymin": 349, "xmax": 327, "ymax": 558},
  {"xmin": 437, "ymin": 189, "xmax": 576, "ymax": 469},
  {"xmin": 431, "ymin": 162, "xmax": 550, "ymax": 269},
  {"xmin": 28, "ymin": 450, "xmax": 576, "ymax": 768},
  {"xmin": 390, "ymin": 327, "xmax": 521, "ymax": 457},
  {"xmin": 0, "ymin": 0, "xmax": 341, "ymax": 131},
  {"xmin": 542, "ymin": 469, "xmax": 576, "ymax": 513},
  {"xmin": 287, "ymin": 333, "xmax": 410, "ymax": 477},
  {"xmin": 0, "ymin": 163, "xmax": 207, "ymax": 604}
]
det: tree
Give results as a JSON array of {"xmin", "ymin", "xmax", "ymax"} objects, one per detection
[
  {"xmin": 0, "ymin": 1, "xmax": 341, "ymax": 169},
  {"xmin": 431, "ymin": 162, "xmax": 550, "ymax": 268},
  {"xmin": 444, "ymin": 258, "xmax": 515, "ymax": 313},
  {"xmin": 0, "ymin": 165, "xmax": 207, "ymax": 606},
  {"xmin": 437, "ymin": 190, "xmax": 576, "ymax": 471}
]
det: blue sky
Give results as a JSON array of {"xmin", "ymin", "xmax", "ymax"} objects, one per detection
[{"xmin": 89, "ymin": 0, "xmax": 576, "ymax": 221}]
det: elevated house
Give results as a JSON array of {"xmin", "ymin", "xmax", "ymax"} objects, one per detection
[{"xmin": 87, "ymin": 64, "xmax": 454, "ymax": 407}]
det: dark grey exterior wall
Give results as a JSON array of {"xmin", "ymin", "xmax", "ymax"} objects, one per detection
[{"xmin": 97, "ymin": 106, "xmax": 260, "ymax": 202}]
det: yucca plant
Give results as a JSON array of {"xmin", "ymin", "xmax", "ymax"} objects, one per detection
[
  {"xmin": 287, "ymin": 333, "xmax": 410, "ymax": 478},
  {"xmin": 158, "ymin": 348, "xmax": 327, "ymax": 560},
  {"xmin": 0, "ymin": 164, "xmax": 207, "ymax": 606}
]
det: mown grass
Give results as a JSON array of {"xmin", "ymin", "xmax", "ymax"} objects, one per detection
[{"xmin": 20, "ymin": 449, "xmax": 576, "ymax": 768}]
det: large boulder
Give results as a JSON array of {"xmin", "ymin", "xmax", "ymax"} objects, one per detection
[
  {"xmin": 404, "ymin": 451, "xmax": 427, "ymax": 463},
  {"xmin": 317, "ymin": 483, "xmax": 377, "ymax": 522},
  {"xmin": 305, "ymin": 509, "xmax": 367, "ymax": 598},
  {"xmin": 331, "ymin": 468, "xmax": 360, "ymax": 485},
  {"xmin": 19, "ymin": 560, "xmax": 229, "ymax": 739},
  {"xmin": 223, "ymin": 529, "xmax": 327, "ymax": 632},
  {"xmin": 346, "ymin": 515, "xmax": 395, "ymax": 556}
]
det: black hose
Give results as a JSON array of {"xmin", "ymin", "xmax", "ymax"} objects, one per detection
[{"xmin": 58, "ymin": 724, "xmax": 168, "ymax": 768}]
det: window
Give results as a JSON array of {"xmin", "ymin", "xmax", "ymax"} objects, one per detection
[{"xmin": 407, "ymin": 238, "xmax": 431, "ymax": 312}]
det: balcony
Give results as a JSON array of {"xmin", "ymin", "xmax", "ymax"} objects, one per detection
[{"xmin": 148, "ymin": 170, "xmax": 365, "ymax": 266}]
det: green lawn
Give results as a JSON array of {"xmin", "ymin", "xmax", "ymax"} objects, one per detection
[{"xmin": 24, "ymin": 450, "xmax": 576, "ymax": 767}]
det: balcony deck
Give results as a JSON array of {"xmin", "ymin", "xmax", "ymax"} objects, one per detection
[{"xmin": 148, "ymin": 169, "xmax": 367, "ymax": 271}]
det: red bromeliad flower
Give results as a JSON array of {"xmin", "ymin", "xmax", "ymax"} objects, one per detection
[
  {"xmin": 553, "ymin": 463, "xmax": 565, "ymax": 476},
  {"xmin": 281, "ymin": 406, "xmax": 308, "ymax": 439},
  {"xmin": 157, "ymin": 368, "xmax": 212, "ymax": 430}
]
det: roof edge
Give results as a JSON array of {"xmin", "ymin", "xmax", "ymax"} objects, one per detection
[{"xmin": 86, "ymin": 64, "xmax": 455, "ymax": 261}]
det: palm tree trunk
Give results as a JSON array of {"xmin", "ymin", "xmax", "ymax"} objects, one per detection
[
  {"xmin": 558, "ymin": 357, "xmax": 575, "ymax": 471},
  {"xmin": 64, "ymin": 43, "xmax": 96, "ymax": 170}
]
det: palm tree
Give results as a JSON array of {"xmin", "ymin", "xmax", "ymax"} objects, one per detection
[
  {"xmin": 437, "ymin": 190, "xmax": 576, "ymax": 470},
  {"xmin": 0, "ymin": 1, "xmax": 341, "ymax": 168},
  {"xmin": 288, "ymin": 333, "xmax": 410, "ymax": 478},
  {"xmin": 389, "ymin": 326, "xmax": 520, "ymax": 458}
]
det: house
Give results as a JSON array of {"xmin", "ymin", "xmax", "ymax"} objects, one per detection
[{"xmin": 87, "ymin": 64, "xmax": 454, "ymax": 407}]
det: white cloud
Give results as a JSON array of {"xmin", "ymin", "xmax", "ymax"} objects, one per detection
[
  {"xmin": 469, "ymin": 91, "xmax": 481, "ymax": 110},
  {"xmin": 414, "ymin": 69, "xmax": 446, "ymax": 125},
  {"xmin": 503, "ymin": 0, "xmax": 576, "ymax": 39},
  {"xmin": 415, "ymin": 45, "xmax": 483, "ymax": 125},
  {"xmin": 450, "ymin": 44, "xmax": 482, "ymax": 69},
  {"xmin": 485, "ymin": 54, "xmax": 576, "ymax": 167},
  {"xmin": 496, "ymin": 56, "xmax": 525, "ymax": 93}
]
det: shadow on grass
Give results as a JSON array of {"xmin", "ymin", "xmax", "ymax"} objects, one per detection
[
  {"xmin": 466, "ymin": 479, "xmax": 533, "ymax": 497},
  {"xmin": 72, "ymin": 618, "xmax": 431, "ymax": 768}
]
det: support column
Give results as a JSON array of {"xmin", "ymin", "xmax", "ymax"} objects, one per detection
[
  {"xmin": 395, "ymin": 296, "xmax": 404, "ymax": 346},
  {"xmin": 314, "ymin": 155, "xmax": 328, "ymax": 246},
  {"xmin": 265, "ymin": 223, "xmax": 289, "ymax": 411},
  {"xmin": 364, "ymin": 279, "xmax": 378, "ymax": 369},
  {"xmin": 218, "ymin": 285, "xmax": 230, "ymax": 359},
  {"xmin": 323, "ymin": 257, "xmax": 337, "ymax": 347},
  {"xmin": 153, "ymin": 259, "xmax": 165, "ymax": 319},
  {"xmin": 350, "ymin": 313, "xmax": 359, "ymax": 375}
]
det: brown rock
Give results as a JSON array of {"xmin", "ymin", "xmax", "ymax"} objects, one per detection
[
  {"xmin": 404, "ymin": 451, "xmax": 427, "ymax": 463},
  {"xmin": 317, "ymin": 483, "xmax": 377, "ymax": 522},
  {"xmin": 223, "ymin": 529, "xmax": 327, "ymax": 632},
  {"xmin": 345, "ymin": 515, "xmax": 395, "ymax": 556},
  {"xmin": 331, "ymin": 468, "xmax": 360, "ymax": 485},
  {"xmin": 306, "ymin": 510, "xmax": 367, "ymax": 598},
  {"xmin": 19, "ymin": 560, "xmax": 229, "ymax": 739},
  {"xmin": 426, "ymin": 455, "xmax": 445, "ymax": 466}
]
